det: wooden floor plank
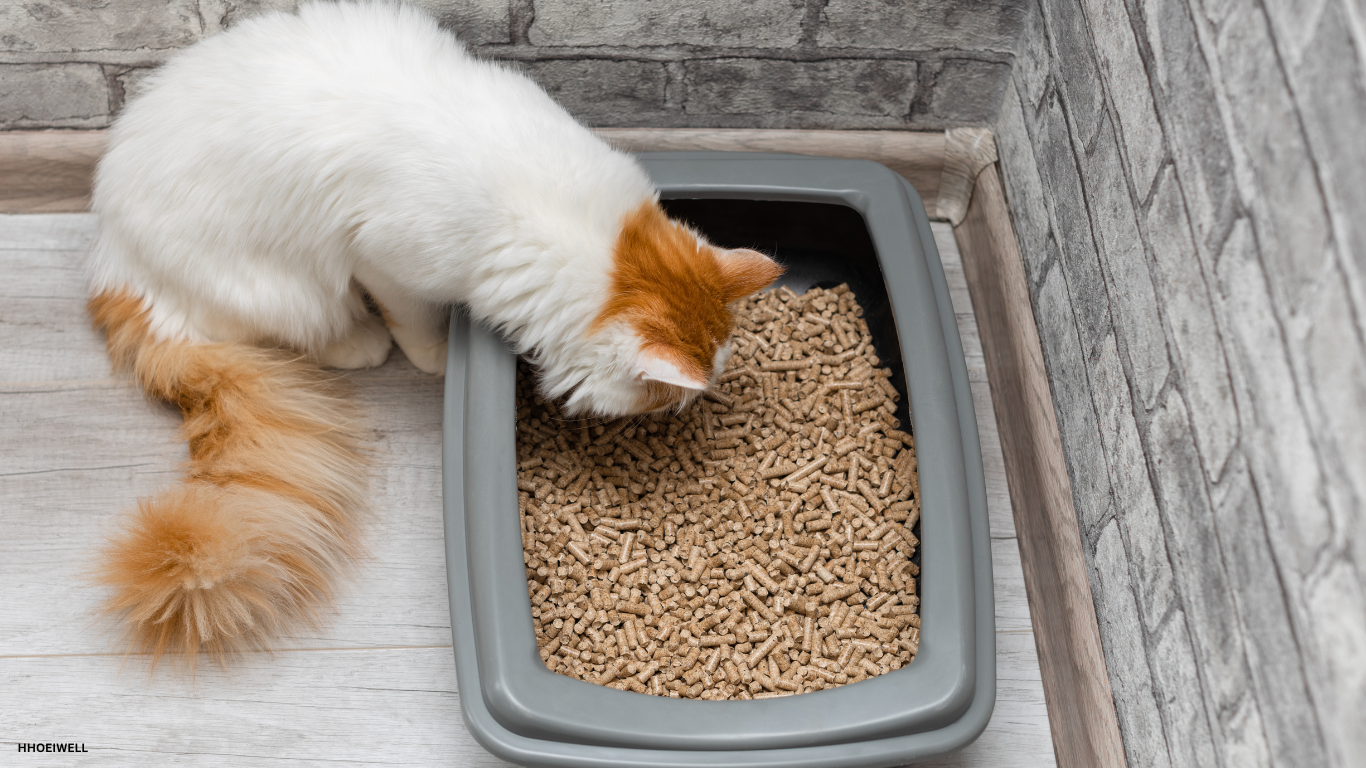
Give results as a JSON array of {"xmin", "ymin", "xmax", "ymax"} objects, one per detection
[
  {"xmin": 0, "ymin": 647, "xmax": 509, "ymax": 768},
  {"xmin": 0, "ymin": 213, "xmax": 98, "ymax": 251},
  {"xmin": 935, "ymin": 223, "xmax": 1015, "ymax": 540},
  {"xmin": 0, "ymin": 376, "xmax": 456, "ymax": 656},
  {"xmin": 0, "ymin": 213, "xmax": 1053, "ymax": 767}
]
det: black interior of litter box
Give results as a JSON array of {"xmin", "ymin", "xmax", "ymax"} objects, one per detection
[{"xmin": 660, "ymin": 198, "xmax": 912, "ymax": 434}]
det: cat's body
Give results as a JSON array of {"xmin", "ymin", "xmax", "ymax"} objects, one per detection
[{"xmin": 88, "ymin": 1, "xmax": 779, "ymax": 665}]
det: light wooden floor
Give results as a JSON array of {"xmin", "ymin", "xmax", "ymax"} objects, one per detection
[{"xmin": 0, "ymin": 214, "xmax": 1056, "ymax": 767}]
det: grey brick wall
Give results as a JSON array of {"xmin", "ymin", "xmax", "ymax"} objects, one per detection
[
  {"xmin": 0, "ymin": 0, "xmax": 1020, "ymax": 130},
  {"xmin": 994, "ymin": 0, "xmax": 1366, "ymax": 765}
]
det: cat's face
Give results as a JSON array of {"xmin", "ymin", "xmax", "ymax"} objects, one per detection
[{"xmin": 575, "ymin": 201, "xmax": 782, "ymax": 417}]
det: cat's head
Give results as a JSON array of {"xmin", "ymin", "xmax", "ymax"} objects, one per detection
[{"xmin": 563, "ymin": 201, "xmax": 782, "ymax": 418}]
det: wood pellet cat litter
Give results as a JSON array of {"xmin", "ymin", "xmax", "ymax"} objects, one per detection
[{"xmin": 516, "ymin": 284, "xmax": 922, "ymax": 700}]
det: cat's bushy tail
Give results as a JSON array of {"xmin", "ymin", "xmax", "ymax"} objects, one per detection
[{"xmin": 88, "ymin": 289, "xmax": 366, "ymax": 669}]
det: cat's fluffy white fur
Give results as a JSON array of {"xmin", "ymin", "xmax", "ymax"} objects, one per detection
[
  {"xmin": 91, "ymin": 0, "xmax": 682, "ymax": 416},
  {"xmin": 85, "ymin": 1, "xmax": 784, "ymax": 667}
]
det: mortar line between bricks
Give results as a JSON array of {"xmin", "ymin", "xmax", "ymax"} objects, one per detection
[
  {"xmin": 1085, "ymin": 499, "xmax": 1118, "ymax": 551},
  {"xmin": 475, "ymin": 46, "xmax": 1017, "ymax": 62},
  {"xmin": 1028, "ymin": 233, "xmax": 1059, "ymax": 298},
  {"xmin": 0, "ymin": 47, "xmax": 1018, "ymax": 67},
  {"xmin": 798, "ymin": 0, "xmax": 831, "ymax": 48},
  {"xmin": 508, "ymin": 0, "xmax": 535, "ymax": 46},
  {"xmin": 1329, "ymin": 259, "xmax": 1366, "ymax": 359},
  {"xmin": 1135, "ymin": 158, "xmax": 1171, "ymax": 213}
]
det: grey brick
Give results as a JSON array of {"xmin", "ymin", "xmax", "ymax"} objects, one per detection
[
  {"xmin": 1082, "ymin": 116, "xmax": 1169, "ymax": 407},
  {"xmin": 683, "ymin": 58, "xmax": 917, "ymax": 124},
  {"xmin": 1211, "ymin": 454, "xmax": 1331, "ymax": 768},
  {"xmin": 1013, "ymin": 2, "xmax": 1051, "ymax": 109},
  {"xmin": 1304, "ymin": 276, "xmax": 1366, "ymax": 574},
  {"xmin": 1140, "ymin": 0, "xmax": 1240, "ymax": 257},
  {"xmin": 994, "ymin": 81, "xmax": 1052, "ymax": 283},
  {"xmin": 1036, "ymin": 91, "xmax": 1114, "ymax": 356},
  {"xmin": 1091, "ymin": 518, "xmax": 1174, "ymax": 768},
  {"xmin": 1079, "ymin": 0, "xmax": 1165, "ymax": 194},
  {"xmin": 516, "ymin": 59, "xmax": 669, "ymax": 127},
  {"xmin": 815, "ymin": 0, "xmax": 1026, "ymax": 52},
  {"xmin": 1039, "ymin": 0, "xmax": 1108, "ymax": 143},
  {"xmin": 1092, "ymin": 334, "xmax": 1175, "ymax": 629},
  {"xmin": 0, "ymin": 0, "xmax": 204, "ymax": 53},
  {"xmin": 1302, "ymin": 557, "xmax": 1366, "ymax": 765},
  {"xmin": 1288, "ymin": 6, "xmax": 1366, "ymax": 329},
  {"xmin": 199, "ymin": 0, "xmax": 297, "ymax": 32},
  {"xmin": 1205, "ymin": 3, "xmax": 1330, "ymax": 316},
  {"xmin": 1212, "ymin": 220, "xmax": 1332, "ymax": 577},
  {"xmin": 111, "ymin": 66, "xmax": 158, "ymax": 111},
  {"xmin": 1035, "ymin": 265, "xmax": 1114, "ymax": 532},
  {"xmin": 528, "ymin": 0, "xmax": 804, "ymax": 48},
  {"xmin": 921, "ymin": 58, "xmax": 1011, "ymax": 125},
  {"xmin": 1145, "ymin": 166, "xmax": 1238, "ymax": 478},
  {"xmin": 0, "ymin": 63, "xmax": 108, "ymax": 129},
  {"xmin": 1148, "ymin": 389, "xmax": 1273, "ymax": 767},
  {"xmin": 1148, "ymin": 610, "xmax": 1221, "ymax": 768},
  {"xmin": 416, "ymin": 0, "xmax": 512, "ymax": 45}
]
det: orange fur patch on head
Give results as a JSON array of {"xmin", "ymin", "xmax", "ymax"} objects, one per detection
[{"xmin": 595, "ymin": 201, "xmax": 782, "ymax": 385}]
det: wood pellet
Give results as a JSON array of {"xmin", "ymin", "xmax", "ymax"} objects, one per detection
[{"xmin": 516, "ymin": 284, "xmax": 922, "ymax": 700}]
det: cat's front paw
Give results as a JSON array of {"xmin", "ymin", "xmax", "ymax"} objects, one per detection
[
  {"xmin": 317, "ymin": 314, "xmax": 393, "ymax": 369},
  {"xmin": 403, "ymin": 337, "xmax": 448, "ymax": 376}
]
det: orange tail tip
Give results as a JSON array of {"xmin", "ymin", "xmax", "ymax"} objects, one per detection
[{"xmin": 88, "ymin": 289, "xmax": 367, "ymax": 670}]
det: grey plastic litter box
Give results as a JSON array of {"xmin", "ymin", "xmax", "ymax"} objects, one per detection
[{"xmin": 442, "ymin": 152, "xmax": 994, "ymax": 767}]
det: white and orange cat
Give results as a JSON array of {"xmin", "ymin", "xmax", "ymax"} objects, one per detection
[{"xmin": 87, "ymin": 1, "xmax": 780, "ymax": 667}]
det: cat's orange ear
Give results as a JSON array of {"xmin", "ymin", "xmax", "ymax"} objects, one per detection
[
  {"xmin": 636, "ymin": 347, "xmax": 708, "ymax": 390},
  {"xmin": 717, "ymin": 248, "xmax": 783, "ymax": 302}
]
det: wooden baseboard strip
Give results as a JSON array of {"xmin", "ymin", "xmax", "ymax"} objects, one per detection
[
  {"xmin": 938, "ymin": 128, "xmax": 998, "ymax": 225},
  {"xmin": 953, "ymin": 165, "xmax": 1127, "ymax": 768},
  {"xmin": 0, "ymin": 128, "xmax": 956, "ymax": 219},
  {"xmin": 0, "ymin": 130, "xmax": 106, "ymax": 213}
]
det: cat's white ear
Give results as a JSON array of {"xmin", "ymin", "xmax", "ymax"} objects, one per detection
[
  {"xmin": 636, "ymin": 350, "xmax": 708, "ymax": 390},
  {"xmin": 718, "ymin": 248, "xmax": 784, "ymax": 301}
]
